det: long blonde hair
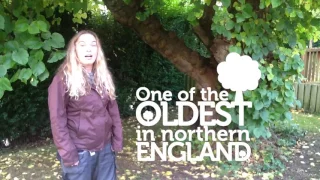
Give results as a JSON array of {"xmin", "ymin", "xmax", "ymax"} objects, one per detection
[{"xmin": 58, "ymin": 30, "xmax": 116, "ymax": 100}]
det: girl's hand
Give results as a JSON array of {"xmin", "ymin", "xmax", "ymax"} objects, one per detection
[{"xmin": 71, "ymin": 160, "xmax": 79, "ymax": 166}]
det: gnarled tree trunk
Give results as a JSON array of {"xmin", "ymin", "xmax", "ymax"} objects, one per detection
[{"xmin": 103, "ymin": 0, "xmax": 232, "ymax": 122}]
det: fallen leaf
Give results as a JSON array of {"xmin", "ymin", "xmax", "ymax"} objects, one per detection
[
  {"xmin": 165, "ymin": 171, "xmax": 172, "ymax": 176},
  {"xmin": 310, "ymin": 163, "xmax": 315, "ymax": 166}
]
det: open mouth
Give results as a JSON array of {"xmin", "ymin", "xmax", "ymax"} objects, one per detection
[{"xmin": 85, "ymin": 55, "xmax": 93, "ymax": 58}]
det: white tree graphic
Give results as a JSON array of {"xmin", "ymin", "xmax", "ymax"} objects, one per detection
[{"xmin": 217, "ymin": 52, "xmax": 261, "ymax": 104}]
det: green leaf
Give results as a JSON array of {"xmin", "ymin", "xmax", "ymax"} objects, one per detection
[
  {"xmin": 271, "ymin": 0, "xmax": 282, "ymax": 8},
  {"xmin": 296, "ymin": 100, "xmax": 301, "ymax": 108},
  {"xmin": 28, "ymin": 21, "xmax": 40, "ymax": 34},
  {"xmin": 311, "ymin": 19, "xmax": 320, "ymax": 27},
  {"xmin": 1, "ymin": 53, "xmax": 15, "ymax": 69},
  {"xmin": 0, "ymin": 77, "xmax": 13, "ymax": 91},
  {"xmin": 72, "ymin": 2, "xmax": 87, "ymax": 13},
  {"xmin": 48, "ymin": 51, "xmax": 66, "ymax": 63},
  {"xmin": 50, "ymin": 32, "xmax": 65, "ymax": 48},
  {"xmin": 221, "ymin": 0, "xmax": 231, "ymax": 7},
  {"xmin": 30, "ymin": 77, "xmax": 39, "ymax": 86},
  {"xmin": 28, "ymin": 55, "xmax": 37, "ymax": 69},
  {"xmin": 284, "ymin": 111, "xmax": 292, "ymax": 120},
  {"xmin": 284, "ymin": 90, "xmax": 293, "ymax": 97},
  {"xmin": 259, "ymin": 89, "xmax": 267, "ymax": 96},
  {"xmin": 253, "ymin": 127, "xmax": 263, "ymax": 138},
  {"xmin": 19, "ymin": 68, "xmax": 33, "ymax": 82},
  {"xmin": 253, "ymin": 110, "xmax": 260, "ymax": 119},
  {"xmin": 43, "ymin": 40, "xmax": 51, "ymax": 51},
  {"xmin": 267, "ymin": 74, "xmax": 274, "ymax": 80},
  {"xmin": 236, "ymin": 13, "xmax": 245, "ymax": 23},
  {"xmin": 267, "ymin": 42, "xmax": 276, "ymax": 51},
  {"xmin": 288, "ymin": 35, "xmax": 296, "ymax": 48},
  {"xmin": 260, "ymin": 110, "xmax": 269, "ymax": 121},
  {"xmin": 13, "ymin": 8, "xmax": 22, "ymax": 17},
  {"xmin": 276, "ymin": 20, "xmax": 285, "ymax": 31},
  {"xmin": 0, "ymin": 65, "xmax": 7, "ymax": 77},
  {"xmin": 4, "ymin": 40, "xmax": 19, "ymax": 51},
  {"xmin": 242, "ymin": 4, "xmax": 253, "ymax": 18},
  {"xmin": 254, "ymin": 100, "xmax": 264, "ymax": 110},
  {"xmin": 41, "ymin": 32, "xmax": 51, "ymax": 40},
  {"xmin": 259, "ymin": 1, "xmax": 265, "ymax": 9},
  {"xmin": 34, "ymin": 50, "xmax": 44, "ymax": 61},
  {"xmin": 12, "ymin": 48, "xmax": 29, "ymax": 65},
  {"xmin": 24, "ymin": 37, "xmax": 43, "ymax": 49},
  {"xmin": 3, "ymin": 15, "xmax": 13, "ymax": 33},
  {"xmin": 37, "ymin": 20, "xmax": 48, "ymax": 32},
  {"xmin": 15, "ymin": 18, "xmax": 29, "ymax": 32},
  {"xmin": 10, "ymin": 69, "xmax": 20, "ymax": 82},
  {"xmin": 276, "ymin": 96, "xmax": 283, "ymax": 103},
  {"xmin": 279, "ymin": 54, "xmax": 286, "ymax": 61},
  {"xmin": 32, "ymin": 61, "xmax": 46, "ymax": 76},
  {"xmin": 285, "ymin": 81, "xmax": 291, "ymax": 89},
  {"xmin": 45, "ymin": 7, "xmax": 54, "ymax": 17},
  {"xmin": 268, "ymin": 90, "xmax": 279, "ymax": 99},
  {"xmin": 229, "ymin": 45, "xmax": 241, "ymax": 54},
  {"xmin": 296, "ymin": 10, "xmax": 303, "ymax": 18},
  {"xmin": 225, "ymin": 20, "xmax": 234, "ymax": 30},
  {"xmin": 38, "ymin": 69, "xmax": 49, "ymax": 81},
  {"xmin": 0, "ymin": 15, "xmax": 4, "ymax": 30}
]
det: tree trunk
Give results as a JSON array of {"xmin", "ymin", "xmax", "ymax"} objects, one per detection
[{"xmin": 104, "ymin": 0, "xmax": 230, "ymax": 123}]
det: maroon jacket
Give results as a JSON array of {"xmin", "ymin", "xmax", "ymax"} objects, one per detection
[{"xmin": 48, "ymin": 72, "xmax": 123, "ymax": 166}]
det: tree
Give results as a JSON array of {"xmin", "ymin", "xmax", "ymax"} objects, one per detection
[{"xmin": 102, "ymin": 0, "xmax": 320, "ymax": 137}]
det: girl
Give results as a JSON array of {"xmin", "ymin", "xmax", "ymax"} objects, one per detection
[{"xmin": 48, "ymin": 30, "xmax": 122, "ymax": 180}]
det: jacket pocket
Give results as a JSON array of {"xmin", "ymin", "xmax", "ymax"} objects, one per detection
[{"xmin": 61, "ymin": 151, "xmax": 87, "ymax": 174}]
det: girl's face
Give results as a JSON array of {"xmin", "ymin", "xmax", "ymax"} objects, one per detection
[{"xmin": 75, "ymin": 33, "xmax": 98, "ymax": 70}]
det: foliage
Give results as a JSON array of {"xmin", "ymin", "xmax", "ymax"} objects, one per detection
[
  {"xmin": 0, "ymin": 80, "xmax": 50, "ymax": 142},
  {"xmin": 0, "ymin": 7, "xmax": 81, "ymax": 142},
  {"xmin": 126, "ymin": 0, "xmax": 320, "ymax": 138},
  {"xmin": 0, "ymin": 0, "xmax": 104, "ymax": 98}
]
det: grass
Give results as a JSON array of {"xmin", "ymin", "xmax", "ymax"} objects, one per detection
[{"xmin": 292, "ymin": 111, "xmax": 320, "ymax": 133}]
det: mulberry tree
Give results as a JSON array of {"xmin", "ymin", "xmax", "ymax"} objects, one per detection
[{"xmin": 103, "ymin": 0, "xmax": 320, "ymax": 137}]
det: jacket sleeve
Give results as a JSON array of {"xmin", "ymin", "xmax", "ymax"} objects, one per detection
[
  {"xmin": 48, "ymin": 74, "xmax": 78, "ymax": 166},
  {"xmin": 107, "ymin": 98, "xmax": 123, "ymax": 151}
]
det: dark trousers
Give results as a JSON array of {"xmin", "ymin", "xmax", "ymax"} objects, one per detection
[{"xmin": 58, "ymin": 143, "xmax": 117, "ymax": 180}]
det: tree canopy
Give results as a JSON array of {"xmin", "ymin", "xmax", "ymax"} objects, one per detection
[{"xmin": 104, "ymin": 0, "xmax": 320, "ymax": 137}]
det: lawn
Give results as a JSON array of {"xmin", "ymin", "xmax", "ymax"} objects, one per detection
[{"xmin": 292, "ymin": 112, "xmax": 320, "ymax": 133}]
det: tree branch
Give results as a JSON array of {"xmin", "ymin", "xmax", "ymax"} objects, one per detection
[
  {"xmin": 192, "ymin": 0, "xmax": 215, "ymax": 48},
  {"xmin": 192, "ymin": 0, "xmax": 232, "ymax": 64},
  {"xmin": 104, "ymin": 0, "xmax": 218, "ymax": 88}
]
